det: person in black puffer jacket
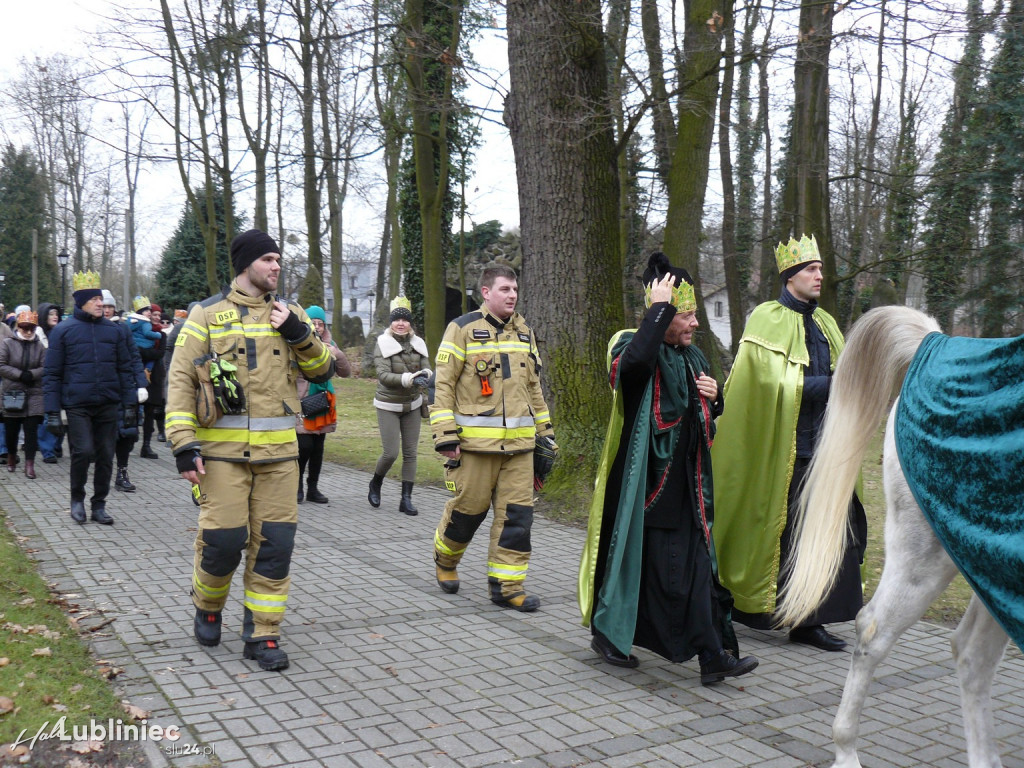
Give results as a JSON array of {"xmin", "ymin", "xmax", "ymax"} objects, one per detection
[{"xmin": 43, "ymin": 273, "xmax": 146, "ymax": 526}]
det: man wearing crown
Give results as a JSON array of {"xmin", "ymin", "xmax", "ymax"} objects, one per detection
[
  {"xmin": 577, "ymin": 253, "xmax": 758, "ymax": 685},
  {"xmin": 710, "ymin": 235, "xmax": 867, "ymax": 652},
  {"xmin": 43, "ymin": 270, "xmax": 146, "ymax": 526}
]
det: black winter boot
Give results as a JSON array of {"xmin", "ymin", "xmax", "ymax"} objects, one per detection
[
  {"xmin": 399, "ymin": 481, "xmax": 418, "ymax": 516},
  {"xmin": 140, "ymin": 442, "xmax": 159, "ymax": 459},
  {"xmin": 306, "ymin": 483, "xmax": 328, "ymax": 504},
  {"xmin": 367, "ymin": 474, "xmax": 384, "ymax": 508},
  {"xmin": 114, "ymin": 467, "xmax": 136, "ymax": 492}
]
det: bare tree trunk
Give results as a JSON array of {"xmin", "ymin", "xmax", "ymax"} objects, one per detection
[
  {"xmin": 506, "ymin": 0, "xmax": 623, "ymax": 467},
  {"xmin": 718, "ymin": 3, "xmax": 745, "ymax": 354},
  {"xmin": 779, "ymin": 0, "xmax": 837, "ymax": 314},
  {"xmin": 660, "ymin": 0, "xmax": 729, "ymax": 378}
]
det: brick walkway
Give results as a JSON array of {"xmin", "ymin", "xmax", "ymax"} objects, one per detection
[{"xmin": 2, "ymin": 449, "xmax": 1022, "ymax": 768}]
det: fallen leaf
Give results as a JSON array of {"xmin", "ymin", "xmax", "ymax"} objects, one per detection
[
  {"xmin": 70, "ymin": 740, "xmax": 104, "ymax": 753},
  {"xmin": 69, "ymin": 684, "xmax": 82, "ymax": 693},
  {"xmin": 0, "ymin": 696, "xmax": 15, "ymax": 714},
  {"xmin": 0, "ymin": 657, "xmax": 9, "ymax": 667},
  {"xmin": 123, "ymin": 703, "xmax": 149, "ymax": 720},
  {"xmin": 15, "ymin": 597, "xmax": 35, "ymax": 607},
  {"xmin": 31, "ymin": 647, "xmax": 52, "ymax": 657},
  {"xmin": 1, "ymin": 743, "xmax": 29, "ymax": 758},
  {"xmin": 52, "ymin": 703, "xmax": 68, "ymax": 712},
  {"xmin": 67, "ymin": 758, "xmax": 90, "ymax": 768},
  {"xmin": 41, "ymin": 694, "xmax": 56, "ymax": 704}
]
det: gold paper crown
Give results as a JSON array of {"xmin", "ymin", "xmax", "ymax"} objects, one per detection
[
  {"xmin": 390, "ymin": 295, "xmax": 412, "ymax": 313},
  {"xmin": 16, "ymin": 311, "xmax": 38, "ymax": 327},
  {"xmin": 775, "ymin": 234, "xmax": 821, "ymax": 274},
  {"xmin": 643, "ymin": 279, "xmax": 696, "ymax": 313},
  {"xmin": 132, "ymin": 295, "xmax": 151, "ymax": 312},
  {"xmin": 72, "ymin": 270, "xmax": 102, "ymax": 292}
]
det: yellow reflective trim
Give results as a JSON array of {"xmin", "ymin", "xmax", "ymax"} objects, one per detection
[
  {"xmin": 434, "ymin": 530, "xmax": 467, "ymax": 557},
  {"xmin": 193, "ymin": 573, "xmax": 230, "ymax": 598},
  {"xmin": 430, "ymin": 410, "xmax": 454, "ymax": 425},
  {"xmin": 458, "ymin": 426, "xmax": 536, "ymax": 440},
  {"xmin": 180, "ymin": 326, "xmax": 208, "ymax": 343},
  {"xmin": 244, "ymin": 590, "xmax": 287, "ymax": 603},
  {"xmin": 465, "ymin": 342, "xmax": 499, "ymax": 354},
  {"xmin": 534, "ymin": 411, "xmax": 550, "ymax": 423},
  {"xmin": 194, "ymin": 427, "xmax": 296, "ymax": 445},
  {"xmin": 437, "ymin": 341, "xmax": 465, "ymax": 362},
  {"xmin": 251, "ymin": 428, "xmax": 296, "ymax": 445},
  {"xmin": 243, "ymin": 599, "xmax": 287, "ymax": 613},
  {"xmin": 488, "ymin": 562, "xmax": 528, "ymax": 580},
  {"xmin": 166, "ymin": 411, "xmax": 199, "ymax": 427},
  {"xmin": 298, "ymin": 347, "xmax": 331, "ymax": 370},
  {"xmin": 496, "ymin": 341, "xmax": 531, "ymax": 353}
]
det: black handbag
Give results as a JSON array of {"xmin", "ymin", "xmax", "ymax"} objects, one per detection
[
  {"xmin": 3, "ymin": 389, "xmax": 26, "ymax": 413},
  {"xmin": 300, "ymin": 391, "xmax": 330, "ymax": 418}
]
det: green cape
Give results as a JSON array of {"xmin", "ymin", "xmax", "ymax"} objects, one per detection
[{"xmin": 709, "ymin": 301, "xmax": 844, "ymax": 616}]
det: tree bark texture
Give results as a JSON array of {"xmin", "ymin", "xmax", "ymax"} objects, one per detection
[
  {"xmin": 505, "ymin": 0, "xmax": 624, "ymax": 463},
  {"xmin": 780, "ymin": 0, "xmax": 837, "ymax": 314},
  {"xmin": 660, "ymin": 0, "xmax": 728, "ymax": 378}
]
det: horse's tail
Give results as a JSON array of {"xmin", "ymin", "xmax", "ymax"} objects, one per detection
[{"xmin": 775, "ymin": 306, "xmax": 941, "ymax": 627}]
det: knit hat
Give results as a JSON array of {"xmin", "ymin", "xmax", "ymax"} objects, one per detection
[
  {"xmin": 13, "ymin": 304, "xmax": 30, "ymax": 318},
  {"xmin": 132, "ymin": 295, "xmax": 151, "ymax": 313},
  {"xmin": 775, "ymin": 234, "xmax": 822, "ymax": 282},
  {"xmin": 230, "ymin": 229, "xmax": 280, "ymax": 275},
  {"xmin": 306, "ymin": 305, "xmax": 327, "ymax": 323},
  {"xmin": 72, "ymin": 270, "xmax": 103, "ymax": 308},
  {"xmin": 389, "ymin": 295, "xmax": 412, "ymax": 323},
  {"xmin": 101, "ymin": 290, "xmax": 116, "ymax": 308},
  {"xmin": 16, "ymin": 310, "xmax": 37, "ymax": 329},
  {"xmin": 642, "ymin": 252, "xmax": 696, "ymax": 312}
]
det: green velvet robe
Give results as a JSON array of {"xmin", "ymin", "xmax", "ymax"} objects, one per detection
[{"xmin": 710, "ymin": 300, "xmax": 844, "ymax": 617}]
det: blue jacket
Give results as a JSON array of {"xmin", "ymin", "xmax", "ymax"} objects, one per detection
[{"xmin": 43, "ymin": 307, "xmax": 138, "ymax": 412}]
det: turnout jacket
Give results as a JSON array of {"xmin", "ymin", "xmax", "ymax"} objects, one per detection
[
  {"xmin": 165, "ymin": 281, "xmax": 334, "ymax": 464},
  {"xmin": 430, "ymin": 305, "xmax": 552, "ymax": 454}
]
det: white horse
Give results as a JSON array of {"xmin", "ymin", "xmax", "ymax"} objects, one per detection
[{"xmin": 775, "ymin": 305, "xmax": 1013, "ymax": 768}]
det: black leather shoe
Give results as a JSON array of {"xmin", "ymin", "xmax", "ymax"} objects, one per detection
[
  {"xmin": 789, "ymin": 625, "xmax": 848, "ymax": 652},
  {"xmin": 194, "ymin": 608, "xmax": 222, "ymax": 647},
  {"xmin": 591, "ymin": 632, "xmax": 639, "ymax": 668},
  {"xmin": 297, "ymin": 486, "xmax": 304, "ymax": 503},
  {"xmin": 243, "ymin": 638, "xmax": 289, "ymax": 671},
  {"xmin": 91, "ymin": 505, "xmax": 114, "ymax": 525},
  {"xmin": 699, "ymin": 650, "xmax": 759, "ymax": 686},
  {"xmin": 70, "ymin": 500, "xmax": 87, "ymax": 524},
  {"xmin": 140, "ymin": 444, "xmax": 159, "ymax": 459},
  {"xmin": 43, "ymin": 455, "xmax": 58, "ymax": 464}
]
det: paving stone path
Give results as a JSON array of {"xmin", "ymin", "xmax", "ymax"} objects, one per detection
[{"xmin": 2, "ymin": 450, "xmax": 1022, "ymax": 767}]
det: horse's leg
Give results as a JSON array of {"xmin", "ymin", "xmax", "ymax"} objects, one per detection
[
  {"xmin": 832, "ymin": 426, "xmax": 959, "ymax": 768},
  {"xmin": 953, "ymin": 595, "xmax": 1009, "ymax": 768}
]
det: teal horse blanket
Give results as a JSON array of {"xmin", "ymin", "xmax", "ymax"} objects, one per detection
[{"xmin": 895, "ymin": 332, "xmax": 1024, "ymax": 650}]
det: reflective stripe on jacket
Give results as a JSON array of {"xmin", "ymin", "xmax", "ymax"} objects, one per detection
[
  {"xmin": 165, "ymin": 281, "xmax": 334, "ymax": 463},
  {"xmin": 429, "ymin": 306, "xmax": 552, "ymax": 454}
]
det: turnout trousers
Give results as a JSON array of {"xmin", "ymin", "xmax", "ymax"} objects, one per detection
[
  {"xmin": 433, "ymin": 450, "xmax": 534, "ymax": 597},
  {"xmin": 191, "ymin": 459, "xmax": 299, "ymax": 640}
]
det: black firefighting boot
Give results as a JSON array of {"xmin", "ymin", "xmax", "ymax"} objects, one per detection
[
  {"xmin": 399, "ymin": 481, "xmax": 418, "ymax": 516},
  {"xmin": 243, "ymin": 638, "xmax": 289, "ymax": 671},
  {"xmin": 114, "ymin": 467, "xmax": 136, "ymax": 492},
  {"xmin": 367, "ymin": 474, "xmax": 384, "ymax": 508},
  {"xmin": 193, "ymin": 608, "xmax": 222, "ymax": 647},
  {"xmin": 489, "ymin": 578, "xmax": 540, "ymax": 612}
]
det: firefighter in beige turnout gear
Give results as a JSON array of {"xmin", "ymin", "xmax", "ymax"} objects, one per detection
[
  {"xmin": 166, "ymin": 229, "xmax": 334, "ymax": 671},
  {"xmin": 430, "ymin": 265, "xmax": 555, "ymax": 612}
]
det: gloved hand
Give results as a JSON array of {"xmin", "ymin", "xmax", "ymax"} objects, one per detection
[
  {"xmin": 122, "ymin": 406, "xmax": 138, "ymax": 430},
  {"xmin": 175, "ymin": 449, "xmax": 202, "ymax": 474},
  {"xmin": 19, "ymin": 370, "xmax": 33, "ymax": 384},
  {"xmin": 400, "ymin": 371, "xmax": 416, "ymax": 388},
  {"xmin": 137, "ymin": 387, "xmax": 149, "ymax": 404},
  {"xmin": 412, "ymin": 374, "xmax": 429, "ymax": 388},
  {"xmin": 46, "ymin": 413, "xmax": 63, "ymax": 438},
  {"xmin": 275, "ymin": 309, "xmax": 307, "ymax": 343},
  {"xmin": 533, "ymin": 434, "xmax": 559, "ymax": 491}
]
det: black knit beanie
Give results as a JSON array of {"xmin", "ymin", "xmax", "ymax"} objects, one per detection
[{"xmin": 230, "ymin": 229, "xmax": 280, "ymax": 275}]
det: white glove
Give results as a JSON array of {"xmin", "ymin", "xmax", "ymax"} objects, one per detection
[
  {"xmin": 400, "ymin": 371, "xmax": 415, "ymax": 388},
  {"xmin": 137, "ymin": 387, "xmax": 149, "ymax": 403}
]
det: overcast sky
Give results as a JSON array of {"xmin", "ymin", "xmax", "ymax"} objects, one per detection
[{"xmin": 0, "ymin": 1, "xmax": 520, "ymax": 265}]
